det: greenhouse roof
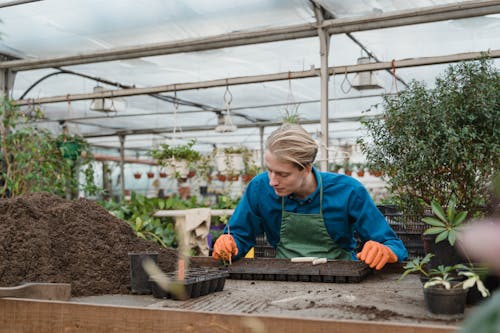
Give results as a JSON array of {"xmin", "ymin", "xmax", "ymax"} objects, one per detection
[{"xmin": 1, "ymin": 0, "xmax": 499, "ymax": 161}]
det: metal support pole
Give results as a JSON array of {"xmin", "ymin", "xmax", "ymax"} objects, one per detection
[
  {"xmin": 119, "ymin": 134, "xmax": 125, "ymax": 200},
  {"xmin": 314, "ymin": 6, "xmax": 330, "ymax": 172},
  {"xmin": 259, "ymin": 126, "xmax": 265, "ymax": 169}
]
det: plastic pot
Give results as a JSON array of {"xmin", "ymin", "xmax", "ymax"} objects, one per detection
[
  {"xmin": 128, "ymin": 252, "xmax": 158, "ymax": 294},
  {"xmin": 422, "ymin": 234, "xmax": 463, "ymax": 269},
  {"xmin": 423, "ymin": 286, "xmax": 468, "ymax": 315}
]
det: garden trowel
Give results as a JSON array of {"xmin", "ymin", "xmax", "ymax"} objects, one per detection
[{"xmin": 0, "ymin": 282, "xmax": 71, "ymax": 301}]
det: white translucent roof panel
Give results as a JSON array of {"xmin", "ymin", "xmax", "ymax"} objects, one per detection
[
  {"xmin": 0, "ymin": 0, "xmax": 314, "ymax": 58},
  {"xmin": 1, "ymin": 0, "xmax": 499, "ymax": 154}
]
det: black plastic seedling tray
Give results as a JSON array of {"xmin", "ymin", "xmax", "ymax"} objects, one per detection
[
  {"xmin": 150, "ymin": 267, "xmax": 229, "ymax": 300},
  {"xmin": 227, "ymin": 258, "xmax": 371, "ymax": 283}
]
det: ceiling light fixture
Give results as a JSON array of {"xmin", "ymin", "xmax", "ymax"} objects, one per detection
[
  {"xmin": 352, "ymin": 57, "xmax": 383, "ymax": 91},
  {"xmin": 90, "ymin": 85, "xmax": 124, "ymax": 112}
]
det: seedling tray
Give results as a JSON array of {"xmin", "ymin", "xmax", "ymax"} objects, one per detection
[
  {"xmin": 228, "ymin": 258, "xmax": 371, "ymax": 283},
  {"xmin": 150, "ymin": 267, "xmax": 229, "ymax": 300}
]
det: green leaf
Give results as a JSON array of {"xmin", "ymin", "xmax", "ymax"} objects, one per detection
[
  {"xmin": 435, "ymin": 230, "xmax": 449, "ymax": 243},
  {"xmin": 447, "ymin": 196, "xmax": 457, "ymax": 222},
  {"xmin": 431, "ymin": 200, "xmax": 448, "ymax": 223},
  {"xmin": 423, "ymin": 226, "xmax": 447, "ymax": 235},
  {"xmin": 452, "ymin": 211, "xmax": 468, "ymax": 227},
  {"xmin": 422, "ymin": 217, "xmax": 445, "ymax": 227},
  {"xmin": 448, "ymin": 229, "xmax": 457, "ymax": 246}
]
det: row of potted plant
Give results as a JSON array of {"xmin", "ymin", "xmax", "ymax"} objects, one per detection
[
  {"xmin": 329, "ymin": 162, "xmax": 383, "ymax": 177},
  {"xmin": 398, "ymin": 196, "xmax": 491, "ymax": 315},
  {"xmin": 150, "ymin": 141, "xmax": 260, "ymax": 181}
]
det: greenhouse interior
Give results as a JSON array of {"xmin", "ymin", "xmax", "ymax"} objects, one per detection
[{"xmin": 0, "ymin": 0, "xmax": 499, "ymax": 332}]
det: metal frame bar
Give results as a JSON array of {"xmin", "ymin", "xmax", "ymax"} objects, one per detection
[{"xmin": 1, "ymin": 0, "xmax": 499, "ymax": 71}]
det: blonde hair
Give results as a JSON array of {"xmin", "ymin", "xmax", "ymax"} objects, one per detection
[{"xmin": 266, "ymin": 123, "xmax": 318, "ymax": 170}]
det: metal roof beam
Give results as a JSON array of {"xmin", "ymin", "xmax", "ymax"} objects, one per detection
[
  {"xmin": 1, "ymin": 0, "xmax": 499, "ymax": 71},
  {"xmin": 81, "ymin": 115, "xmax": 377, "ymax": 139},
  {"xmin": 13, "ymin": 49, "xmax": 500, "ymax": 106}
]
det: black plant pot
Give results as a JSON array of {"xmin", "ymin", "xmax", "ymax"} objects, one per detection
[
  {"xmin": 199, "ymin": 185, "xmax": 208, "ymax": 196},
  {"xmin": 422, "ymin": 234, "xmax": 463, "ymax": 269},
  {"xmin": 129, "ymin": 252, "xmax": 158, "ymax": 294},
  {"xmin": 423, "ymin": 286, "xmax": 468, "ymax": 315}
]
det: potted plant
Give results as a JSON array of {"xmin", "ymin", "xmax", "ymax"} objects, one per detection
[
  {"xmin": 151, "ymin": 140, "xmax": 201, "ymax": 179},
  {"xmin": 242, "ymin": 162, "xmax": 260, "ymax": 183},
  {"xmin": 215, "ymin": 146, "xmax": 247, "ymax": 176},
  {"xmin": 147, "ymin": 171, "xmax": 155, "ymax": 179},
  {"xmin": 197, "ymin": 154, "xmax": 213, "ymax": 194},
  {"xmin": 399, "ymin": 254, "xmax": 490, "ymax": 315},
  {"xmin": 422, "ymin": 264, "xmax": 490, "ymax": 315},
  {"xmin": 421, "ymin": 195, "xmax": 468, "ymax": 269},
  {"xmin": 355, "ymin": 163, "xmax": 365, "ymax": 177},
  {"xmin": 359, "ymin": 58, "xmax": 499, "ymax": 216}
]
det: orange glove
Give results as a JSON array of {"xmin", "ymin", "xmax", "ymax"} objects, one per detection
[
  {"xmin": 356, "ymin": 240, "xmax": 397, "ymax": 270},
  {"xmin": 212, "ymin": 234, "xmax": 238, "ymax": 261}
]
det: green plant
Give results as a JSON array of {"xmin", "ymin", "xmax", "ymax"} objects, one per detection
[
  {"xmin": 399, "ymin": 255, "xmax": 490, "ymax": 297},
  {"xmin": 422, "ymin": 195, "xmax": 468, "ymax": 245},
  {"xmin": 197, "ymin": 154, "xmax": 213, "ymax": 182},
  {"xmin": 424, "ymin": 264, "xmax": 490, "ymax": 297},
  {"xmin": 281, "ymin": 107, "xmax": 300, "ymax": 124},
  {"xmin": 359, "ymin": 57, "xmax": 500, "ymax": 215},
  {"xmin": 398, "ymin": 253, "xmax": 434, "ymax": 280},
  {"xmin": 151, "ymin": 140, "xmax": 201, "ymax": 179},
  {"xmin": 0, "ymin": 97, "xmax": 99, "ymax": 198},
  {"xmin": 151, "ymin": 140, "xmax": 200, "ymax": 164}
]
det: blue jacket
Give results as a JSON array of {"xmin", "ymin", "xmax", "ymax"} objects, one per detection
[{"xmin": 225, "ymin": 167, "xmax": 408, "ymax": 261}]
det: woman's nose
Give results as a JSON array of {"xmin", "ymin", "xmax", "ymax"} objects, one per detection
[{"xmin": 268, "ymin": 172, "xmax": 279, "ymax": 186}]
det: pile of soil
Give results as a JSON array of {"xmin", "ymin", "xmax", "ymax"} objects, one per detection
[{"xmin": 0, "ymin": 192, "xmax": 179, "ymax": 296}]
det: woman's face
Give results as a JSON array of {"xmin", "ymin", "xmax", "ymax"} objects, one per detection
[{"xmin": 264, "ymin": 150, "xmax": 310, "ymax": 197}]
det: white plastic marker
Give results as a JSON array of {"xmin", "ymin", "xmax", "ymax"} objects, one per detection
[
  {"xmin": 290, "ymin": 257, "xmax": 318, "ymax": 262},
  {"xmin": 312, "ymin": 258, "xmax": 328, "ymax": 265}
]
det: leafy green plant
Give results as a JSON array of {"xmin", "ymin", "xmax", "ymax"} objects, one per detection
[
  {"xmin": 0, "ymin": 97, "xmax": 99, "ymax": 198},
  {"xmin": 151, "ymin": 139, "xmax": 200, "ymax": 162},
  {"xmin": 399, "ymin": 255, "xmax": 490, "ymax": 297},
  {"xmin": 99, "ymin": 192, "xmax": 201, "ymax": 248},
  {"xmin": 151, "ymin": 140, "xmax": 201, "ymax": 179},
  {"xmin": 359, "ymin": 57, "xmax": 500, "ymax": 215},
  {"xmin": 424, "ymin": 264, "xmax": 490, "ymax": 297},
  {"xmin": 398, "ymin": 253, "xmax": 434, "ymax": 280},
  {"xmin": 422, "ymin": 195, "xmax": 468, "ymax": 245}
]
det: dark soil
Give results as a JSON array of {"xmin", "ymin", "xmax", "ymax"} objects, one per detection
[{"xmin": 0, "ymin": 192, "xmax": 179, "ymax": 296}]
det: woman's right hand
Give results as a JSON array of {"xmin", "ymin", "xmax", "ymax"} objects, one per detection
[{"xmin": 212, "ymin": 234, "xmax": 238, "ymax": 261}]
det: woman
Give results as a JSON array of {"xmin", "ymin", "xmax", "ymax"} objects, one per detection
[{"xmin": 213, "ymin": 123, "xmax": 407, "ymax": 270}]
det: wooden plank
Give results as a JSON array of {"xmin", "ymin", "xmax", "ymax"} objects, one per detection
[{"xmin": 0, "ymin": 298, "xmax": 459, "ymax": 333}]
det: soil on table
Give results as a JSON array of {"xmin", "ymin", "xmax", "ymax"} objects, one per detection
[{"xmin": 0, "ymin": 192, "xmax": 178, "ymax": 296}]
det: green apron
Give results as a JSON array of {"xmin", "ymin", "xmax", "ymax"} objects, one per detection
[{"xmin": 276, "ymin": 174, "xmax": 351, "ymax": 260}]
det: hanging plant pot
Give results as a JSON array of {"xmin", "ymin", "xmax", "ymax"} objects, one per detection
[
  {"xmin": 357, "ymin": 170, "xmax": 365, "ymax": 177},
  {"xmin": 369, "ymin": 170, "xmax": 383, "ymax": 177},
  {"xmin": 217, "ymin": 174, "xmax": 227, "ymax": 182},
  {"xmin": 133, "ymin": 172, "xmax": 142, "ymax": 179},
  {"xmin": 159, "ymin": 172, "xmax": 167, "ymax": 178},
  {"xmin": 423, "ymin": 286, "xmax": 468, "ymax": 315},
  {"xmin": 165, "ymin": 159, "xmax": 189, "ymax": 179},
  {"xmin": 58, "ymin": 140, "xmax": 82, "ymax": 161},
  {"xmin": 187, "ymin": 170, "xmax": 196, "ymax": 178},
  {"xmin": 241, "ymin": 174, "xmax": 254, "ymax": 183},
  {"xmin": 147, "ymin": 172, "xmax": 155, "ymax": 179},
  {"xmin": 344, "ymin": 169, "xmax": 353, "ymax": 176},
  {"xmin": 227, "ymin": 174, "xmax": 239, "ymax": 182},
  {"xmin": 216, "ymin": 152, "xmax": 245, "ymax": 175}
]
